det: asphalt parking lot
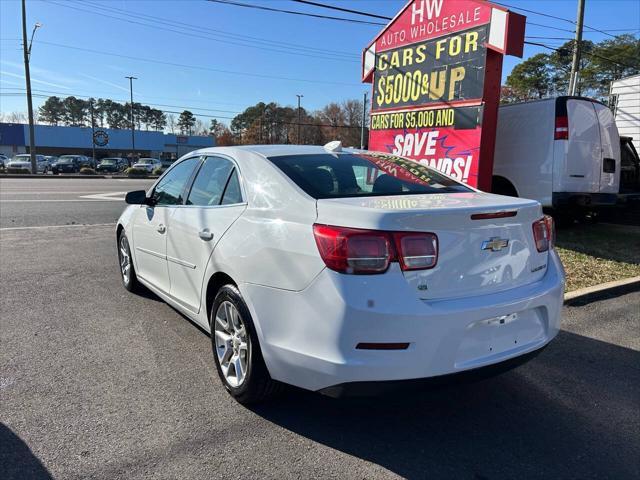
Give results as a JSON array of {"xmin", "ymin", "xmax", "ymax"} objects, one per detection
[{"xmin": 1, "ymin": 178, "xmax": 639, "ymax": 479}]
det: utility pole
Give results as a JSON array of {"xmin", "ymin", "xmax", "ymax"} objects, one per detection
[
  {"xmin": 125, "ymin": 76, "xmax": 137, "ymax": 160},
  {"xmin": 296, "ymin": 94, "xmax": 303, "ymax": 144},
  {"xmin": 90, "ymin": 99, "xmax": 96, "ymax": 162},
  {"xmin": 568, "ymin": 0, "xmax": 586, "ymax": 96},
  {"xmin": 21, "ymin": 0, "xmax": 37, "ymax": 174},
  {"xmin": 360, "ymin": 92, "xmax": 368, "ymax": 150}
]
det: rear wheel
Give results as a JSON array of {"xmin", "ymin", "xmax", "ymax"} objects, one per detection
[
  {"xmin": 210, "ymin": 285, "xmax": 281, "ymax": 404},
  {"xmin": 118, "ymin": 232, "xmax": 139, "ymax": 292}
]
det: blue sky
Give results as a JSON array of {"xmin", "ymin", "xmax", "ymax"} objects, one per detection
[{"xmin": 1, "ymin": 0, "xmax": 638, "ymax": 125}]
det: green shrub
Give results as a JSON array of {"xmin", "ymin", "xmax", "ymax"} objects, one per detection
[
  {"xmin": 80, "ymin": 167, "xmax": 96, "ymax": 175},
  {"xmin": 152, "ymin": 167, "xmax": 164, "ymax": 176},
  {"xmin": 125, "ymin": 167, "xmax": 148, "ymax": 177}
]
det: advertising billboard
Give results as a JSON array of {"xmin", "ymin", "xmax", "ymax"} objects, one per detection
[{"xmin": 363, "ymin": 0, "xmax": 525, "ymax": 190}]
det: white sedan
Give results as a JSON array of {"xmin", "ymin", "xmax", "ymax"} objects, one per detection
[
  {"xmin": 116, "ymin": 144, "xmax": 565, "ymax": 403},
  {"xmin": 131, "ymin": 157, "xmax": 162, "ymax": 173}
]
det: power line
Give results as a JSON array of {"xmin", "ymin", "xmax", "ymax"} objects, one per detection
[
  {"xmin": 206, "ymin": 0, "xmax": 386, "ymax": 26},
  {"xmin": 77, "ymin": 0, "xmax": 358, "ymax": 59},
  {"xmin": 27, "ymin": 40, "xmax": 364, "ymax": 87},
  {"xmin": 290, "ymin": 0, "xmax": 392, "ymax": 21},
  {"xmin": 524, "ymin": 41, "xmax": 640, "ymax": 70},
  {"xmin": 0, "ymin": 87, "xmax": 242, "ymax": 114},
  {"xmin": 0, "ymin": 92, "xmax": 366, "ymax": 130},
  {"xmin": 45, "ymin": 0, "xmax": 358, "ymax": 63},
  {"xmin": 495, "ymin": 1, "xmax": 628, "ymax": 39}
]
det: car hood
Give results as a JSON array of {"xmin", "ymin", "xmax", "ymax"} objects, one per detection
[{"xmin": 7, "ymin": 161, "xmax": 31, "ymax": 167}]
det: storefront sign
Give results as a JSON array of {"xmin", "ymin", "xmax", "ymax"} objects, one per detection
[
  {"xmin": 363, "ymin": 0, "xmax": 525, "ymax": 190},
  {"xmin": 93, "ymin": 130, "xmax": 109, "ymax": 147}
]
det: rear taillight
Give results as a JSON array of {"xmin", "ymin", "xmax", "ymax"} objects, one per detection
[
  {"xmin": 313, "ymin": 225, "xmax": 391, "ymax": 274},
  {"xmin": 313, "ymin": 224, "xmax": 438, "ymax": 274},
  {"xmin": 554, "ymin": 115, "xmax": 569, "ymax": 140},
  {"xmin": 532, "ymin": 215, "xmax": 555, "ymax": 252},
  {"xmin": 392, "ymin": 232, "xmax": 438, "ymax": 270}
]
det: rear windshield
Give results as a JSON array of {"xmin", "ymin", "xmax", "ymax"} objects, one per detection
[{"xmin": 268, "ymin": 153, "xmax": 471, "ymax": 199}]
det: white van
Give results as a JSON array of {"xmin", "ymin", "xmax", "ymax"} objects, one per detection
[{"xmin": 492, "ymin": 96, "xmax": 620, "ymax": 211}]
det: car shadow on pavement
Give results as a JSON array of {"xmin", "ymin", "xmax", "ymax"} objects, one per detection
[
  {"xmin": 251, "ymin": 331, "xmax": 640, "ymax": 479},
  {"xmin": 0, "ymin": 424, "xmax": 53, "ymax": 480}
]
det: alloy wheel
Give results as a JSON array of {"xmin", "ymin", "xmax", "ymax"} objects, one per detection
[
  {"xmin": 214, "ymin": 301, "xmax": 250, "ymax": 388},
  {"xmin": 119, "ymin": 236, "xmax": 131, "ymax": 285}
]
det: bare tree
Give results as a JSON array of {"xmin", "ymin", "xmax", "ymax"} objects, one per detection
[
  {"xmin": 166, "ymin": 114, "xmax": 177, "ymax": 134},
  {"xmin": 7, "ymin": 111, "xmax": 27, "ymax": 123}
]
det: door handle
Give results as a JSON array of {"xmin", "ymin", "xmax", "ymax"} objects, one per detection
[
  {"xmin": 198, "ymin": 229, "xmax": 214, "ymax": 241},
  {"xmin": 157, "ymin": 224, "xmax": 166, "ymax": 234}
]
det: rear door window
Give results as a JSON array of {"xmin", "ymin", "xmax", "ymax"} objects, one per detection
[
  {"xmin": 186, "ymin": 156, "xmax": 236, "ymax": 206},
  {"xmin": 268, "ymin": 153, "xmax": 471, "ymax": 199}
]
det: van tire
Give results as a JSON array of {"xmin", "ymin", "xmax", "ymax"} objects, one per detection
[{"xmin": 491, "ymin": 176, "xmax": 518, "ymax": 198}]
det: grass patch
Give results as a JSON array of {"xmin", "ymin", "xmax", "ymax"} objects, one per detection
[{"xmin": 556, "ymin": 223, "xmax": 640, "ymax": 291}]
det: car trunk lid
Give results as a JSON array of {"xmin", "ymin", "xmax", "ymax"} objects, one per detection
[{"xmin": 316, "ymin": 192, "xmax": 548, "ymax": 300}]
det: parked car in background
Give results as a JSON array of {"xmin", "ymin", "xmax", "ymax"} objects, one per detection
[
  {"xmin": 117, "ymin": 144, "xmax": 564, "ymax": 404},
  {"xmin": 54, "ymin": 155, "xmax": 90, "ymax": 172},
  {"xmin": 6, "ymin": 154, "xmax": 49, "ymax": 173},
  {"xmin": 96, "ymin": 157, "xmax": 128, "ymax": 173},
  {"xmin": 45, "ymin": 156, "xmax": 59, "ymax": 168},
  {"xmin": 0, "ymin": 153, "xmax": 9, "ymax": 171},
  {"xmin": 493, "ymin": 96, "xmax": 620, "ymax": 217},
  {"xmin": 85, "ymin": 157, "xmax": 97, "ymax": 168},
  {"xmin": 52, "ymin": 156, "xmax": 81, "ymax": 174},
  {"xmin": 131, "ymin": 157, "xmax": 163, "ymax": 173}
]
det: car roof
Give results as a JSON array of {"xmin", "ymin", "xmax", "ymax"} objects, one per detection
[{"xmin": 189, "ymin": 144, "xmax": 363, "ymax": 159}]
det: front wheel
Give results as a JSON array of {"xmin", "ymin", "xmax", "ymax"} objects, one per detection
[
  {"xmin": 210, "ymin": 285, "xmax": 281, "ymax": 404},
  {"xmin": 118, "ymin": 232, "xmax": 139, "ymax": 292}
]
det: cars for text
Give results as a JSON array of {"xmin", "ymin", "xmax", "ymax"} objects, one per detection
[{"xmin": 117, "ymin": 144, "xmax": 565, "ymax": 404}]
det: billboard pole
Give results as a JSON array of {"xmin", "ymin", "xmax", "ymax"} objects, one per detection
[{"xmin": 360, "ymin": 91, "xmax": 367, "ymax": 149}]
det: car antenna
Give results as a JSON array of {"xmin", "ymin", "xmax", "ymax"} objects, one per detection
[{"xmin": 323, "ymin": 140, "xmax": 342, "ymax": 153}]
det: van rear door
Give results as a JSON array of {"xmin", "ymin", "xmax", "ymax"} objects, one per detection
[
  {"xmin": 593, "ymin": 102, "xmax": 621, "ymax": 193},
  {"xmin": 564, "ymin": 99, "xmax": 601, "ymax": 193}
]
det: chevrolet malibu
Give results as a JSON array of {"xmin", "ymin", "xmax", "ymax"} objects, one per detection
[{"xmin": 116, "ymin": 144, "xmax": 565, "ymax": 404}]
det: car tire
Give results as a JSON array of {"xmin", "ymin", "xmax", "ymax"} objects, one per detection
[
  {"xmin": 210, "ymin": 285, "xmax": 282, "ymax": 404},
  {"xmin": 118, "ymin": 232, "xmax": 139, "ymax": 292}
]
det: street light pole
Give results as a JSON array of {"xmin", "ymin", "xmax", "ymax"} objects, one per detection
[
  {"xmin": 90, "ymin": 99, "xmax": 96, "ymax": 162},
  {"xmin": 21, "ymin": 0, "xmax": 38, "ymax": 174},
  {"xmin": 296, "ymin": 94, "xmax": 303, "ymax": 144},
  {"xmin": 125, "ymin": 76, "xmax": 137, "ymax": 161}
]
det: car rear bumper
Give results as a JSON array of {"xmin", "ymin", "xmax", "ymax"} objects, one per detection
[{"xmin": 240, "ymin": 250, "xmax": 565, "ymax": 392}]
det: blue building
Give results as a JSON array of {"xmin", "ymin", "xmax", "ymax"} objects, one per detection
[{"xmin": 0, "ymin": 123, "xmax": 215, "ymax": 159}]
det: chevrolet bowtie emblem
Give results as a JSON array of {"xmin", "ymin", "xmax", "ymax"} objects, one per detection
[{"xmin": 482, "ymin": 237, "xmax": 509, "ymax": 252}]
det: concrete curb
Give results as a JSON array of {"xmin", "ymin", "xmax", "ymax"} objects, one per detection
[
  {"xmin": 0, "ymin": 174, "xmax": 158, "ymax": 179},
  {"xmin": 564, "ymin": 276, "xmax": 640, "ymax": 304}
]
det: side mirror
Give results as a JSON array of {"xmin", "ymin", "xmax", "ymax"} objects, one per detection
[{"xmin": 125, "ymin": 190, "xmax": 149, "ymax": 205}]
